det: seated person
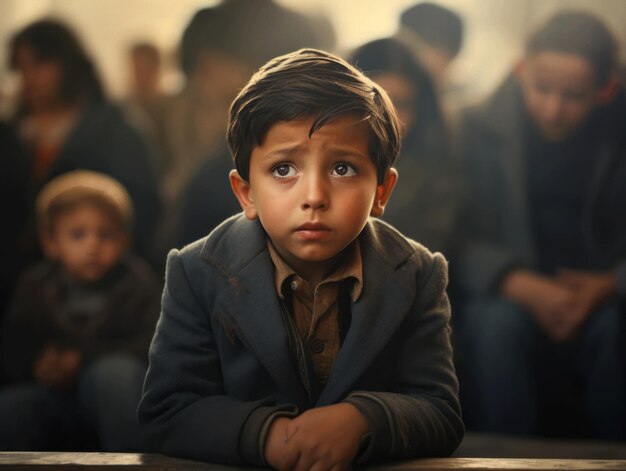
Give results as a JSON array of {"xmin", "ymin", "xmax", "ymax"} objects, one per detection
[
  {"xmin": 138, "ymin": 49, "xmax": 463, "ymax": 467},
  {"xmin": 0, "ymin": 170, "xmax": 161, "ymax": 451},
  {"xmin": 395, "ymin": 2, "xmax": 464, "ymax": 90},
  {"xmin": 350, "ymin": 37, "xmax": 464, "ymax": 257},
  {"xmin": 458, "ymin": 11, "xmax": 626, "ymax": 439}
]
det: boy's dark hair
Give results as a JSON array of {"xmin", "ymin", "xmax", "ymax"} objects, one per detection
[
  {"xmin": 400, "ymin": 2, "xmax": 463, "ymax": 59},
  {"xmin": 36, "ymin": 171, "xmax": 133, "ymax": 236},
  {"xmin": 527, "ymin": 11, "xmax": 617, "ymax": 87},
  {"xmin": 227, "ymin": 48, "xmax": 401, "ymax": 184},
  {"xmin": 9, "ymin": 18, "xmax": 105, "ymax": 107}
]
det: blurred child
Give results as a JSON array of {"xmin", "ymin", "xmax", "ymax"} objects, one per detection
[
  {"xmin": 0, "ymin": 170, "xmax": 161, "ymax": 451},
  {"xmin": 138, "ymin": 49, "xmax": 463, "ymax": 467},
  {"xmin": 458, "ymin": 11, "xmax": 626, "ymax": 439}
]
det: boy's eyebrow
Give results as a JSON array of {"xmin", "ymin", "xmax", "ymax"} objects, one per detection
[
  {"xmin": 264, "ymin": 143, "xmax": 305, "ymax": 159},
  {"xmin": 326, "ymin": 147, "xmax": 370, "ymax": 160}
]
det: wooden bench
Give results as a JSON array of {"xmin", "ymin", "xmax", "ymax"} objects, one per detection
[{"xmin": 1, "ymin": 453, "xmax": 626, "ymax": 470}]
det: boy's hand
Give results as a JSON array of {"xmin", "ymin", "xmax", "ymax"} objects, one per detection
[
  {"xmin": 33, "ymin": 345, "xmax": 81, "ymax": 389},
  {"xmin": 267, "ymin": 403, "xmax": 368, "ymax": 471}
]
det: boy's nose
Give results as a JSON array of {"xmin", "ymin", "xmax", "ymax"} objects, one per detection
[{"xmin": 301, "ymin": 174, "xmax": 329, "ymax": 211}]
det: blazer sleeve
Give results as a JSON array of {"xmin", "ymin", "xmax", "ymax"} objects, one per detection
[
  {"xmin": 137, "ymin": 249, "xmax": 295, "ymax": 465},
  {"xmin": 345, "ymin": 253, "xmax": 464, "ymax": 461}
]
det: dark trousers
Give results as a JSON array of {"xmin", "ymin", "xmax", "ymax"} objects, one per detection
[
  {"xmin": 0, "ymin": 353, "xmax": 146, "ymax": 451},
  {"xmin": 458, "ymin": 297, "xmax": 626, "ymax": 440}
]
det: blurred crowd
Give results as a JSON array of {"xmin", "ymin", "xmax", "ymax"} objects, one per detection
[{"xmin": 0, "ymin": 0, "xmax": 625, "ymax": 452}]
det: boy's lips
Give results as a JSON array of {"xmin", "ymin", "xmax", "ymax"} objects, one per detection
[
  {"xmin": 296, "ymin": 222, "xmax": 331, "ymax": 231},
  {"xmin": 294, "ymin": 222, "xmax": 332, "ymax": 240}
]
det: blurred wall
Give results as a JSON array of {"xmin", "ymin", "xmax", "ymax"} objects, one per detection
[{"xmin": 0, "ymin": 0, "xmax": 625, "ymax": 112}]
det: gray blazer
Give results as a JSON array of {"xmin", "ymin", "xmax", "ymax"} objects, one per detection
[{"xmin": 138, "ymin": 214, "xmax": 463, "ymax": 465}]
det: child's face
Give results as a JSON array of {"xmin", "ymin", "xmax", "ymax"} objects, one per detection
[
  {"xmin": 230, "ymin": 115, "xmax": 396, "ymax": 281},
  {"xmin": 519, "ymin": 51, "xmax": 600, "ymax": 141},
  {"xmin": 45, "ymin": 204, "xmax": 128, "ymax": 282}
]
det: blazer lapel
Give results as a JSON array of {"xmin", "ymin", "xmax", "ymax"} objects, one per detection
[
  {"xmin": 228, "ymin": 252, "xmax": 309, "ymax": 403},
  {"xmin": 317, "ymin": 221, "xmax": 417, "ymax": 405},
  {"xmin": 202, "ymin": 216, "xmax": 308, "ymax": 404}
]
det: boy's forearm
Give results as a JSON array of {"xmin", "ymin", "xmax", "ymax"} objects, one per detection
[{"xmin": 240, "ymin": 405, "xmax": 298, "ymax": 466}]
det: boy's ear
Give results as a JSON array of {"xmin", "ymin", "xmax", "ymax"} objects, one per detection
[
  {"xmin": 229, "ymin": 169, "xmax": 258, "ymax": 220},
  {"xmin": 370, "ymin": 168, "xmax": 397, "ymax": 217}
]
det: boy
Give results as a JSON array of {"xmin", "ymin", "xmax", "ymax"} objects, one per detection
[
  {"xmin": 0, "ymin": 170, "xmax": 161, "ymax": 451},
  {"xmin": 138, "ymin": 49, "xmax": 463, "ymax": 467},
  {"xmin": 458, "ymin": 12, "xmax": 626, "ymax": 439}
]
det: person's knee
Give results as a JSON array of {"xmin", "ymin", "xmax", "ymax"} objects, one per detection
[
  {"xmin": 0, "ymin": 385, "xmax": 63, "ymax": 449},
  {"xmin": 463, "ymin": 297, "xmax": 534, "ymax": 350},
  {"xmin": 582, "ymin": 301, "xmax": 625, "ymax": 357},
  {"xmin": 80, "ymin": 354, "xmax": 146, "ymax": 404},
  {"xmin": 83, "ymin": 354, "xmax": 145, "ymax": 385},
  {"xmin": 0, "ymin": 384, "xmax": 52, "ymax": 417}
]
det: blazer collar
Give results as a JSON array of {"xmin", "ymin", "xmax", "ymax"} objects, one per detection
[
  {"xmin": 199, "ymin": 214, "xmax": 420, "ymax": 406},
  {"xmin": 318, "ymin": 220, "xmax": 419, "ymax": 404}
]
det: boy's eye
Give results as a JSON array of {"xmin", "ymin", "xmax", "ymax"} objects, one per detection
[
  {"xmin": 332, "ymin": 163, "xmax": 357, "ymax": 177},
  {"xmin": 271, "ymin": 164, "xmax": 296, "ymax": 178}
]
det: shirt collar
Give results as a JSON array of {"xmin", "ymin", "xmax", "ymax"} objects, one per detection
[{"xmin": 267, "ymin": 239, "xmax": 363, "ymax": 303}]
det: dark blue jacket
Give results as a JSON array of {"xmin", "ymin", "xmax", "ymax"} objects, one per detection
[
  {"xmin": 458, "ymin": 76, "xmax": 626, "ymax": 296},
  {"xmin": 138, "ymin": 214, "xmax": 463, "ymax": 465}
]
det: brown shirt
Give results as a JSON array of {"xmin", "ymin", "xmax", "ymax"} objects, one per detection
[{"xmin": 268, "ymin": 241, "xmax": 363, "ymax": 384}]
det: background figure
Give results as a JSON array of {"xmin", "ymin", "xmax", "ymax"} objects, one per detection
[
  {"xmin": 162, "ymin": 0, "xmax": 336, "ymax": 248},
  {"xmin": 457, "ymin": 11, "xmax": 626, "ymax": 440},
  {"xmin": 121, "ymin": 41, "xmax": 171, "ymax": 180},
  {"xmin": 173, "ymin": 145, "xmax": 241, "ymax": 248},
  {"xmin": 395, "ymin": 2, "xmax": 464, "ymax": 93},
  {"xmin": 0, "ymin": 171, "xmax": 161, "ymax": 451},
  {"xmin": 350, "ymin": 38, "xmax": 464, "ymax": 257},
  {"xmin": 8, "ymin": 18, "xmax": 161, "ymax": 266},
  {"xmin": 0, "ymin": 121, "xmax": 30, "ymax": 386}
]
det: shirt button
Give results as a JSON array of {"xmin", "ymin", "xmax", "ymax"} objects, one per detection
[
  {"xmin": 290, "ymin": 280, "xmax": 298, "ymax": 291},
  {"xmin": 310, "ymin": 339, "xmax": 325, "ymax": 354}
]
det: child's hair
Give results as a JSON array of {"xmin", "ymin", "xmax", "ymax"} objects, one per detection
[
  {"xmin": 227, "ymin": 48, "xmax": 401, "ymax": 184},
  {"xmin": 527, "ymin": 11, "xmax": 617, "ymax": 87},
  {"xmin": 36, "ymin": 170, "xmax": 133, "ymax": 235}
]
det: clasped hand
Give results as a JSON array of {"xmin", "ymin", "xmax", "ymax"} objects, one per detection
[
  {"xmin": 501, "ymin": 268, "xmax": 616, "ymax": 342},
  {"xmin": 264, "ymin": 402, "xmax": 368, "ymax": 471},
  {"xmin": 33, "ymin": 344, "xmax": 82, "ymax": 389}
]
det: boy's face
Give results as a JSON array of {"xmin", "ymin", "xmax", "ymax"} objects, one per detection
[
  {"xmin": 230, "ymin": 115, "xmax": 396, "ymax": 281},
  {"xmin": 519, "ymin": 51, "xmax": 600, "ymax": 141},
  {"xmin": 44, "ymin": 204, "xmax": 128, "ymax": 283}
]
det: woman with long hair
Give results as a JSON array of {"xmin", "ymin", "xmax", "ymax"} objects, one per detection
[{"xmin": 9, "ymin": 18, "xmax": 160, "ymax": 262}]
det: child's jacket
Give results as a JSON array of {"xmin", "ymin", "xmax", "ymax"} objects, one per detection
[
  {"xmin": 3, "ymin": 255, "xmax": 161, "ymax": 382},
  {"xmin": 138, "ymin": 214, "xmax": 463, "ymax": 464}
]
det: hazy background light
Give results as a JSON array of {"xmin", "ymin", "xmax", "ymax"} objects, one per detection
[{"xmin": 0, "ymin": 0, "xmax": 624, "ymax": 111}]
